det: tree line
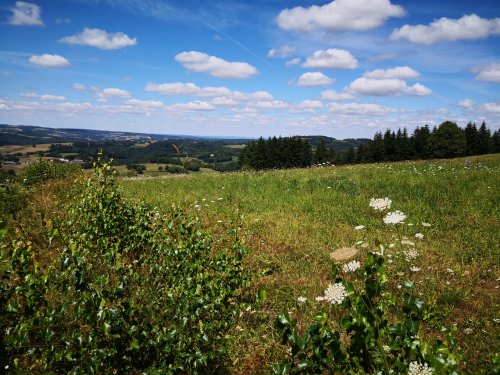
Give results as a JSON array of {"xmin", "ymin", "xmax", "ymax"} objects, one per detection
[{"xmin": 240, "ymin": 121, "xmax": 500, "ymax": 170}]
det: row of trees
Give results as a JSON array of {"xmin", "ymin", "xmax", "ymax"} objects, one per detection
[
  {"xmin": 240, "ymin": 136, "xmax": 313, "ymax": 169},
  {"xmin": 356, "ymin": 121, "xmax": 499, "ymax": 163},
  {"xmin": 240, "ymin": 121, "xmax": 499, "ymax": 170}
]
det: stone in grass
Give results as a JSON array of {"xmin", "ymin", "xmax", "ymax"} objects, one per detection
[{"xmin": 330, "ymin": 247, "xmax": 358, "ymax": 261}]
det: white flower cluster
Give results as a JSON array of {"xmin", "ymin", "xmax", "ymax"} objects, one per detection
[
  {"xmin": 410, "ymin": 266, "xmax": 421, "ymax": 273},
  {"xmin": 342, "ymin": 260, "xmax": 361, "ymax": 273},
  {"xmin": 354, "ymin": 225, "xmax": 365, "ymax": 230},
  {"xmin": 403, "ymin": 249, "xmax": 419, "ymax": 262},
  {"xmin": 383, "ymin": 210, "xmax": 407, "ymax": 225},
  {"xmin": 408, "ymin": 361, "xmax": 433, "ymax": 375},
  {"xmin": 317, "ymin": 283, "xmax": 347, "ymax": 305},
  {"xmin": 369, "ymin": 197, "xmax": 392, "ymax": 211},
  {"xmin": 415, "ymin": 232, "xmax": 424, "ymax": 239}
]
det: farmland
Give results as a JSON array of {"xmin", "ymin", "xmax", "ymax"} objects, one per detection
[{"xmin": 121, "ymin": 154, "xmax": 500, "ymax": 374}]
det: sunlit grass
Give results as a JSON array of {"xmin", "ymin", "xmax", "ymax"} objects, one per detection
[{"xmin": 121, "ymin": 154, "xmax": 500, "ymax": 374}]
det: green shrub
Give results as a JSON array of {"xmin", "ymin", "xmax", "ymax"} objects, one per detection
[
  {"xmin": 167, "ymin": 165, "xmax": 188, "ymax": 174},
  {"xmin": 22, "ymin": 159, "xmax": 81, "ymax": 185},
  {"xmin": 1, "ymin": 158, "xmax": 247, "ymax": 373}
]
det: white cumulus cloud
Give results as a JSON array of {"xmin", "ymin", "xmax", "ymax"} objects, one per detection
[
  {"xmin": 459, "ymin": 99, "xmax": 474, "ymax": 111},
  {"xmin": 253, "ymin": 100, "xmax": 289, "ymax": 109},
  {"xmin": 144, "ymin": 82, "xmax": 272, "ymax": 101},
  {"xmin": 175, "ymin": 51, "xmax": 257, "ymax": 79},
  {"xmin": 73, "ymin": 83, "xmax": 87, "ymax": 90},
  {"xmin": 125, "ymin": 98, "xmax": 163, "ymax": 108},
  {"xmin": 481, "ymin": 102, "xmax": 500, "ymax": 114},
  {"xmin": 405, "ymin": 83, "xmax": 432, "ymax": 96},
  {"xmin": 298, "ymin": 72, "xmax": 335, "ymax": 87},
  {"xmin": 390, "ymin": 14, "xmax": 500, "ymax": 45},
  {"xmin": 169, "ymin": 101, "xmax": 215, "ymax": 111},
  {"xmin": 60, "ymin": 28, "xmax": 137, "ymax": 50},
  {"xmin": 347, "ymin": 77, "xmax": 431, "ymax": 96},
  {"xmin": 268, "ymin": 44, "xmax": 296, "ymax": 58},
  {"xmin": 363, "ymin": 66, "xmax": 420, "ymax": 80},
  {"xmin": 302, "ymin": 49, "xmax": 358, "ymax": 69},
  {"xmin": 7, "ymin": 1, "xmax": 44, "ymax": 26},
  {"xmin": 473, "ymin": 63, "xmax": 500, "ymax": 83},
  {"xmin": 286, "ymin": 58, "xmax": 301, "ymax": 66},
  {"xmin": 329, "ymin": 102, "xmax": 398, "ymax": 115},
  {"xmin": 101, "ymin": 88, "xmax": 131, "ymax": 97},
  {"xmin": 28, "ymin": 54, "xmax": 70, "ymax": 68},
  {"xmin": 277, "ymin": 0, "xmax": 404, "ymax": 32},
  {"xmin": 320, "ymin": 89, "xmax": 354, "ymax": 101}
]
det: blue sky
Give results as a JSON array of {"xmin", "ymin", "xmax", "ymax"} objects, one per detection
[{"xmin": 0, "ymin": 0, "xmax": 498, "ymax": 138}]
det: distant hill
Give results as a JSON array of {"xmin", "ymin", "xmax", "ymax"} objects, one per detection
[{"xmin": 0, "ymin": 124, "xmax": 252, "ymax": 146}]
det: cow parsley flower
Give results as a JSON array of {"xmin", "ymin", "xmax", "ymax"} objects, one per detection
[
  {"xmin": 408, "ymin": 361, "xmax": 433, "ymax": 375},
  {"xmin": 421, "ymin": 222, "xmax": 432, "ymax": 227},
  {"xmin": 297, "ymin": 296, "xmax": 307, "ymax": 304},
  {"xmin": 342, "ymin": 260, "xmax": 361, "ymax": 272},
  {"xmin": 383, "ymin": 211, "xmax": 407, "ymax": 225},
  {"xmin": 369, "ymin": 197, "xmax": 392, "ymax": 211},
  {"xmin": 323, "ymin": 283, "xmax": 347, "ymax": 305},
  {"xmin": 354, "ymin": 225, "xmax": 365, "ymax": 230},
  {"xmin": 410, "ymin": 266, "xmax": 421, "ymax": 273},
  {"xmin": 415, "ymin": 233, "xmax": 424, "ymax": 239}
]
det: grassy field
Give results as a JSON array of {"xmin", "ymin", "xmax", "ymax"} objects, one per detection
[{"xmin": 120, "ymin": 154, "xmax": 499, "ymax": 374}]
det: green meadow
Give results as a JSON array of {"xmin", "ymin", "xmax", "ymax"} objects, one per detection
[{"xmin": 121, "ymin": 154, "xmax": 500, "ymax": 374}]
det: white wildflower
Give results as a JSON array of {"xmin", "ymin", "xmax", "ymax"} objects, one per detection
[
  {"xmin": 322, "ymin": 283, "xmax": 347, "ymax": 305},
  {"xmin": 403, "ymin": 249, "xmax": 419, "ymax": 261},
  {"xmin": 383, "ymin": 211, "xmax": 407, "ymax": 225},
  {"xmin": 410, "ymin": 266, "xmax": 421, "ymax": 273},
  {"xmin": 383, "ymin": 345, "xmax": 390, "ymax": 352},
  {"xmin": 297, "ymin": 296, "xmax": 307, "ymax": 304},
  {"xmin": 315, "ymin": 296, "xmax": 325, "ymax": 301},
  {"xmin": 446, "ymin": 268, "xmax": 454, "ymax": 274},
  {"xmin": 408, "ymin": 361, "xmax": 433, "ymax": 375},
  {"xmin": 415, "ymin": 233, "xmax": 424, "ymax": 239},
  {"xmin": 342, "ymin": 260, "xmax": 361, "ymax": 273},
  {"xmin": 422, "ymin": 222, "xmax": 432, "ymax": 227},
  {"xmin": 356, "ymin": 241, "xmax": 364, "ymax": 245},
  {"xmin": 389, "ymin": 243, "xmax": 395, "ymax": 248},
  {"xmin": 401, "ymin": 239, "xmax": 415, "ymax": 246},
  {"xmin": 369, "ymin": 197, "xmax": 392, "ymax": 211},
  {"xmin": 354, "ymin": 225, "xmax": 365, "ymax": 230}
]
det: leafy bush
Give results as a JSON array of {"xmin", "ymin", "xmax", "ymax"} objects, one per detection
[
  {"xmin": 184, "ymin": 159, "xmax": 202, "ymax": 171},
  {"xmin": 1, "ymin": 158, "xmax": 247, "ymax": 373},
  {"xmin": 22, "ymin": 159, "xmax": 81, "ymax": 185},
  {"xmin": 167, "ymin": 165, "xmax": 188, "ymax": 174}
]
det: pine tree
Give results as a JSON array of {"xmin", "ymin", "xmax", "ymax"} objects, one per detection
[{"xmin": 464, "ymin": 122, "xmax": 480, "ymax": 155}]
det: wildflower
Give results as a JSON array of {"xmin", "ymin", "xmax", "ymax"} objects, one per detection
[
  {"xmin": 422, "ymin": 222, "xmax": 432, "ymax": 227},
  {"xmin": 415, "ymin": 233, "xmax": 424, "ymax": 239},
  {"xmin": 315, "ymin": 296, "xmax": 325, "ymax": 301},
  {"xmin": 322, "ymin": 283, "xmax": 347, "ymax": 305},
  {"xmin": 369, "ymin": 197, "xmax": 392, "ymax": 211},
  {"xmin": 446, "ymin": 268, "xmax": 454, "ymax": 274},
  {"xmin": 403, "ymin": 249, "xmax": 419, "ymax": 261},
  {"xmin": 383, "ymin": 345, "xmax": 390, "ymax": 352},
  {"xmin": 408, "ymin": 361, "xmax": 433, "ymax": 375},
  {"xmin": 410, "ymin": 266, "xmax": 421, "ymax": 272},
  {"xmin": 297, "ymin": 296, "xmax": 307, "ymax": 304},
  {"xmin": 383, "ymin": 211, "xmax": 406, "ymax": 225},
  {"xmin": 354, "ymin": 225, "xmax": 365, "ymax": 230},
  {"xmin": 342, "ymin": 260, "xmax": 361, "ymax": 272},
  {"xmin": 401, "ymin": 239, "xmax": 415, "ymax": 246}
]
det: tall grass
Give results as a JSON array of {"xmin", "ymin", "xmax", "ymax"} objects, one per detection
[{"xmin": 121, "ymin": 154, "xmax": 500, "ymax": 374}]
